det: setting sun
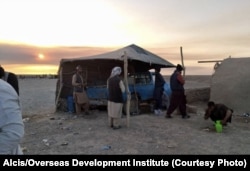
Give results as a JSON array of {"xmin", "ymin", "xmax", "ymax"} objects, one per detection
[{"xmin": 38, "ymin": 53, "xmax": 44, "ymax": 59}]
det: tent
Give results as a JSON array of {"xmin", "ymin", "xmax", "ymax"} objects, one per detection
[
  {"xmin": 55, "ymin": 44, "xmax": 175, "ymax": 111},
  {"xmin": 210, "ymin": 57, "xmax": 250, "ymax": 115}
]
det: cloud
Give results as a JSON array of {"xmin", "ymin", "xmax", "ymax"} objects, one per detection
[
  {"xmin": 0, "ymin": 43, "xmax": 37, "ymax": 64},
  {"xmin": 0, "ymin": 43, "xmax": 114, "ymax": 64}
]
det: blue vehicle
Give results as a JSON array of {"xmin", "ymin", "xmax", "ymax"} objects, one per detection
[{"xmin": 86, "ymin": 71, "xmax": 171, "ymax": 114}]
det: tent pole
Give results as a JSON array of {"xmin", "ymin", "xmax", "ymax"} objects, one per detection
[
  {"xmin": 180, "ymin": 46, "xmax": 185, "ymax": 78},
  {"xmin": 123, "ymin": 51, "xmax": 130, "ymax": 128},
  {"xmin": 55, "ymin": 67, "xmax": 63, "ymax": 112}
]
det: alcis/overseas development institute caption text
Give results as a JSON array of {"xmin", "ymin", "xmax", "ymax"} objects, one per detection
[{"xmin": 2, "ymin": 158, "xmax": 247, "ymax": 168}]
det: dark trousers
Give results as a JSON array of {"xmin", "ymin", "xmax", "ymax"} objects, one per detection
[
  {"xmin": 154, "ymin": 96, "xmax": 163, "ymax": 110},
  {"xmin": 166, "ymin": 91, "xmax": 187, "ymax": 116},
  {"xmin": 154, "ymin": 87, "xmax": 163, "ymax": 110}
]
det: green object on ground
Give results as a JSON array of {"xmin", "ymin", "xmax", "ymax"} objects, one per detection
[{"xmin": 215, "ymin": 120, "xmax": 223, "ymax": 133}]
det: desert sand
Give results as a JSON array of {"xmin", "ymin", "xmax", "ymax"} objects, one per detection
[{"xmin": 19, "ymin": 76, "xmax": 250, "ymax": 154}]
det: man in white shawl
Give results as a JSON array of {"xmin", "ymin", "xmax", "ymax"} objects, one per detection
[
  {"xmin": 107, "ymin": 66, "xmax": 125, "ymax": 129},
  {"xmin": 0, "ymin": 79, "xmax": 24, "ymax": 154}
]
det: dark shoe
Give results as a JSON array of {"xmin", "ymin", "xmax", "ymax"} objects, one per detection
[
  {"xmin": 165, "ymin": 115, "xmax": 172, "ymax": 118},
  {"xmin": 182, "ymin": 115, "xmax": 190, "ymax": 119},
  {"xmin": 113, "ymin": 126, "xmax": 121, "ymax": 130}
]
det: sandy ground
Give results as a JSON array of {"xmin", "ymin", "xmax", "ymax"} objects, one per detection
[{"xmin": 19, "ymin": 76, "xmax": 250, "ymax": 154}]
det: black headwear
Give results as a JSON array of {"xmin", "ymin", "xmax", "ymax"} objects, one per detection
[
  {"xmin": 176, "ymin": 64, "xmax": 183, "ymax": 71},
  {"xmin": 155, "ymin": 66, "xmax": 161, "ymax": 72}
]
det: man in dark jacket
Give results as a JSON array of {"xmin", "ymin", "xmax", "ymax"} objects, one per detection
[
  {"xmin": 153, "ymin": 66, "xmax": 165, "ymax": 115},
  {"xmin": 165, "ymin": 64, "xmax": 190, "ymax": 119}
]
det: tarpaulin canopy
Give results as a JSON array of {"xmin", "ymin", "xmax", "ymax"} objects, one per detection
[{"xmin": 59, "ymin": 44, "xmax": 175, "ymax": 71}]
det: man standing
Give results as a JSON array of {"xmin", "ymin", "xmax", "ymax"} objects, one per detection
[
  {"xmin": 153, "ymin": 66, "xmax": 165, "ymax": 115},
  {"xmin": 165, "ymin": 64, "xmax": 190, "ymax": 119},
  {"xmin": 72, "ymin": 65, "xmax": 89, "ymax": 115},
  {"xmin": 107, "ymin": 66, "xmax": 125, "ymax": 129},
  {"xmin": 0, "ymin": 79, "xmax": 24, "ymax": 154}
]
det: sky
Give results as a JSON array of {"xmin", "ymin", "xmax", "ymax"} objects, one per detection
[{"xmin": 0, "ymin": 0, "xmax": 250, "ymax": 75}]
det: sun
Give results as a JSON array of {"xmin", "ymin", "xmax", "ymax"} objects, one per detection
[{"xmin": 38, "ymin": 53, "xmax": 44, "ymax": 59}]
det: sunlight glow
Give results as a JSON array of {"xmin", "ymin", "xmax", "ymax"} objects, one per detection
[
  {"xmin": 4, "ymin": 64, "xmax": 58, "ymax": 75},
  {"xmin": 38, "ymin": 53, "xmax": 44, "ymax": 59},
  {"xmin": 1, "ymin": 0, "xmax": 249, "ymax": 75}
]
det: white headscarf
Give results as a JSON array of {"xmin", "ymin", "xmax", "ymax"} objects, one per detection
[{"xmin": 110, "ymin": 66, "xmax": 122, "ymax": 78}]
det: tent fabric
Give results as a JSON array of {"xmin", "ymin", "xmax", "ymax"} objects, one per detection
[
  {"xmin": 210, "ymin": 57, "xmax": 250, "ymax": 115},
  {"xmin": 60, "ymin": 44, "xmax": 175, "ymax": 68}
]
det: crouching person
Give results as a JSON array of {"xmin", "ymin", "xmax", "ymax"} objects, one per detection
[{"xmin": 204, "ymin": 101, "xmax": 233, "ymax": 126}]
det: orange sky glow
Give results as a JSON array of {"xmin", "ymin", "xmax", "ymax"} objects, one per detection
[{"xmin": 0, "ymin": 0, "xmax": 249, "ymax": 75}]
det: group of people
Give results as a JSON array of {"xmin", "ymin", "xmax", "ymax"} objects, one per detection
[
  {"xmin": 153, "ymin": 64, "xmax": 233, "ymax": 125},
  {"xmin": 0, "ymin": 63, "xmax": 234, "ymax": 154},
  {"xmin": 105, "ymin": 64, "xmax": 233, "ymax": 130},
  {"xmin": 71, "ymin": 65, "xmax": 125, "ymax": 129},
  {"xmin": 153, "ymin": 64, "xmax": 190, "ymax": 119},
  {"xmin": 106, "ymin": 64, "xmax": 232, "ymax": 130}
]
